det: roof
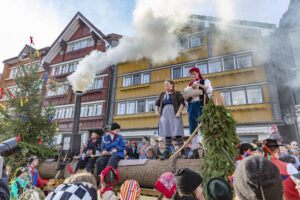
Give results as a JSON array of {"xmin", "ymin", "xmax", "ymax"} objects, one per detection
[
  {"xmin": 190, "ymin": 15, "xmax": 276, "ymax": 29},
  {"xmin": 42, "ymin": 12, "xmax": 114, "ymax": 64},
  {"xmin": 3, "ymin": 45, "xmax": 49, "ymax": 64}
]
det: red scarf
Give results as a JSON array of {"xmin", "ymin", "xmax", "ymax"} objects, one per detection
[
  {"xmin": 91, "ymin": 139, "xmax": 96, "ymax": 144},
  {"xmin": 110, "ymin": 131, "xmax": 118, "ymax": 141},
  {"xmin": 166, "ymin": 89, "xmax": 173, "ymax": 93},
  {"xmin": 189, "ymin": 78, "xmax": 201, "ymax": 86}
]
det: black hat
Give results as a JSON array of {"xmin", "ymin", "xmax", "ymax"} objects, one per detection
[
  {"xmin": 207, "ymin": 178, "xmax": 232, "ymax": 200},
  {"xmin": 111, "ymin": 123, "xmax": 121, "ymax": 131},
  {"xmin": 175, "ymin": 168, "xmax": 202, "ymax": 194},
  {"xmin": 91, "ymin": 128, "xmax": 104, "ymax": 136},
  {"xmin": 264, "ymin": 139, "xmax": 283, "ymax": 148},
  {"xmin": 28, "ymin": 156, "xmax": 38, "ymax": 164},
  {"xmin": 234, "ymin": 156, "xmax": 283, "ymax": 200}
]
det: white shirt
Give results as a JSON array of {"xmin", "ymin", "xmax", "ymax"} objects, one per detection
[{"xmin": 190, "ymin": 79, "xmax": 213, "ymax": 101}]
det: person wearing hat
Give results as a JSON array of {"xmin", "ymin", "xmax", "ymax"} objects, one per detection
[
  {"xmin": 155, "ymin": 172, "xmax": 177, "ymax": 200},
  {"xmin": 120, "ymin": 180, "xmax": 141, "ymax": 200},
  {"xmin": 96, "ymin": 123, "xmax": 125, "ymax": 178},
  {"xmin": 75, "ymin": 128, "xmax": 104, "ymax": 172},
  {"xmin": 233, "ymin": 156, "xmax": 283, "ymax": 200},
  {"xmin": 26, "ymin": 156, "xmax": 48, "ymax": 188},
  {"xmin": 184, "ymin": 67, "xmax": 213, "ymax": 156},
  {"xmin": 263, "ymin": 138, "xmax": 300, "ymax": 200},
  {"xmin": 174, "ymin": 168, "xmax": 205, "ymax": 200},
  {"xmin": 207, "ymin": 178, "xmax": 232, "ymax": 200},
  {"xmin": 126, "ymin": 141, "xmax": 139, "ymax": 159},
  {"xmin": 10, "ymin": 167, "xmax": 29, "ymax": 199},
  {"xmin": 98, "ymin": 166, "xmax": 120, "ymax": 200}
]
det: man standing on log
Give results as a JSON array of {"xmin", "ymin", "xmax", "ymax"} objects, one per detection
[
  {"xmin": 96, "ymin": 123, "xmax": 125, "ymax": 177},
  {"xmin": 184, "ymin": 67, "xmax": 213, "ymax": 157}
]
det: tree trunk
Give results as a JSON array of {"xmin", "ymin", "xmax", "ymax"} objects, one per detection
[{"xmin": 39, "ymin": 159, "xmax": 202, "ymax": 188}]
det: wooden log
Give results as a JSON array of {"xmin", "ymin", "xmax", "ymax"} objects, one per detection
[{"xmin": 39, "ymin": 159, "xmax": 202, "ymax": 188}]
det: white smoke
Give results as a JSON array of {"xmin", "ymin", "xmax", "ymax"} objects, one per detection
[{"xmin": 68, "ymin": 0, "xmax": 205, "ymax": 91}]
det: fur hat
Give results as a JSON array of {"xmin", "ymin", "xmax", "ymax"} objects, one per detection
[
  {"xmin": 111, "ymin": 123, "xmax": 121, "ymax": 131},
  {"xmin": 207, "ymin": 178, "xmax": 232, "ymax": 200},
  {"xmin": 175, "ymin": 168, "xmax": 202, "ymax": 194},
  {"xmin": 234, "ymin": 156, "xmax": 283, "ymax": 200}
]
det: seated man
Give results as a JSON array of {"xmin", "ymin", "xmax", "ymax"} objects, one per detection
[
  {"xmin": 75, "ymin": 129, "xmax": 103, "ymax": 172},
  {"xmin": 96, "ymin": 123, "xmax": 125, "ymax": 177}
]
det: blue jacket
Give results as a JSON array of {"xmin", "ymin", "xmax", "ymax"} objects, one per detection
[{"xmin": 101, "ymin": 134, "xmax": 125, "ymax": 158}]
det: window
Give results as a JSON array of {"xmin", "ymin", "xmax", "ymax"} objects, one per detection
[
  {"xmin": 58, "ymin": 109, "xmax": 63, "ymax": 119},
  {"xmin": 95, "ymin": 78, "xmax": 103, "ymax": 89},
  {"xmin": 179, "ymin": 37, "xmax": 188, "ymax": 49},
  {"xmin": 70, "ymin": 108, "xmax": 74, "ymax": 118},
  {"xmin": 236, "ymin": 55, "xmax": 252, "ymax": 68},
  {"xmin": 208, "ymin": 60, "xmax": 222, "ymax": 73},
  {"xmin": 89, "ymin": 39, "xmax": 95, "ymax": 47},
  {"xmin": 246, "ymin": 87, "xmax": 263, "ymax": 104},
  {"xmin": 118, "ymin": 103, "xmax": 126, "ymax": 115},
  {"xmin": 127, "ymin": 102, "xmax": 136, "ymax": 114},
  {"xmin": 220, "ymin": 91, "xmax": 231, "ymax": 106},
  {"xmin": 147, "ymin": 99, "xmax": 156, "ymax": 112},
  {"xmin": 173, "ymin": 67, "xmax": 182, "ymax": 79},
  {"xmin": 67, "ymin": 44, "xmax": 74, "ymax": 52},
  {"xmin": 68, "ymin": 63, "xmax": 74, "ymax": 72},
  {"xmin": 190, "ymin": 34, "xmax": 202, "ymax": 48},
  {"xmin": 183, "ymin": 65, "xmax": 194, "ymax": 77},
  {"xmin": 74, "ymin": 42, "xmax": 81, "ymax": 50},
  {"xmin": 87, "ymin": 106, "xmax": 94, "ymax": 116},
  {"xmin": 137, "ymin": 100, "xmax": 145, "ymax": 113},
  {"xmin": 80, "ymin": 106, "xmax": 86, "ymax": 117},
  {"xmin": 64, "ymin": 108, "xmax": 70, "ymax": 118},
  {"xmin": 10, "ymin": 68, "xmax": 17, "ymax": 78},
  {"xmin": 196, "ymin": 63, "xmax": 208, "ymax": 74},
  {"xmin": 123, "ymin": 76, "xmax": 132, "ymax": 87},
  {"xmin": 223, "ymin": 57, "xmax": 235, "ymax": 71},
  {"xmin": 133, "ymin": 74, "xmax": 141, "ymax": 86},
  {"xmin": 232, "ymin": 89, "xmax": 246, "ymax": 105},
  {"xmin": 81, "ymin": 40, "xmax": 88, "ymax": 49},
  {"xmin": 96, "ymin": 104, "xmax": 102, "ymax": 116},
  {"xmin": 142, "ymin": 73, "xmax": 150, "ymax": 84}
]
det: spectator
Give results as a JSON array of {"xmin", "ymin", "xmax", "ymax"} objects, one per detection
[
  {"xmin": 137, "ymin": 137, "xmax": 149, "ymax": 154},
  {"xmin": 75, "ymin": 129, "xmax": 103, "ymax": 172},
  {"xmin": 146, "ymin": 146, "xmax": 158, "ymax": 160},
  {"xmin": 207, "ymin": 178, "xmax": 232, "ymax": 200},
  {"xmin": 120, "ymin": 180, "xmax": 141, "ymax": 200},
  {"xmin": 158, "ymin": 140, "xmax": 165, "ymax": 156},
  {"xmin": 26, "ymin": 156, "xmax": 48, "ymax": 188},
  {"xmin": 197, "ymin": 146, "xmax": 204, "ymax": 159},
  {"xmin": 170, "ymin": 138, "xmax": 178, "ymax": 154},
  {"xmin": 98, "ymin": 167, "xmax": 119, "ymax": 200},
  {"xmin": 10, "ymin": 167, "xmax": 29, "ymax": 199},
  {"xmin": 263, "ymin": 139, "xmax": 300, "ymax": 199},
  {"xmin": 236, "ymin": 143, "xmax": 255, "ymax": 165},
  {"xmin": 155, "ymin": 172, "xmax": 176, "ymax": 200},
  {"xmin": 96, "ymin": 123, "xmax": 125, "ymax": 177},
  {"xmin": 0, "ymin": 161, "xmax": 9, "ymax": 200},
  {"xmin": 127, "ymin": 141, "xmax": 139, "ymax": 159},
  {"xmin": 46, "ymin": 171, "xmax": 97, "ymax": 200},
  {"xmin": 126, "ymin": 140, "xmax": 131, "ymax": 149},
  {"xmin": 174, "ymin": 168, "xmax": 205, "ymax": 200},
  {"xmin": 290, "ymin": 141, "xmax": 299, "ymax": 155},
  {"xmin": 280, "ymin": 144, "xmax": 300, "ymax": 169}
]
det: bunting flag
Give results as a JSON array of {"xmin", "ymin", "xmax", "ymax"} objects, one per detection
[
  {"xmin": 38, "ymin": 139, "xmax": 43, "ymax": 145},
  {"xmin": 30, "ymin": 36, "xmax": 35, "ymax": 46},
  {"xmin": 56, "ymin": 121, "xmax": 59, "ymax": 132},
  {"xmin": 20, "ymin": 97, "xmax": 29, "ymax": 107},
  {"xmin": 0, "ymin": 103, "xmax": 6, "ymax": 111},
  {"xmin": 15, "ymin": 114, "xmax": 28, "ymax": 122},
  {"xmin": 49, "ymin": 105, "xmax": 55, "ymax": 111},
  {"xmin": 4, "ymin": 88, "xmax": 15, "ymax": 99},
  {"xmin": 48, "ymin": 115, "xmax": 53, "ymax": 121},
  {"xmin": 16, "ymin": 135, "xmax": 21, "ymax": 143},
  {"xmin": 0, "ymin": 88, "xmax": 5, "ymax": 98},
  {"xmin": 43, "ymin": 72, "xmax": 47, "ymax": 82},
  {"xmin": 34, "ymin": 50, "xmax": 39, "ymax": 58}
]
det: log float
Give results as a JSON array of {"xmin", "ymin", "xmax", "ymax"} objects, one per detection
[{"xmin": 39, "ymin": 158, "xmax": 201, "ymax": 188}]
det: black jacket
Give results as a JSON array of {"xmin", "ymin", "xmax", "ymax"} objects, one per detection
[
  {"xmin": 83, "ymin": 138, "xmax": 101, "ymax": 155},
  {"xmin": 0, "ymin": 163, "xmax": 10, "ymax": 200},
  {"xmin": 126, "ymin": 147, "xmax": 139, "ymax": 159}
]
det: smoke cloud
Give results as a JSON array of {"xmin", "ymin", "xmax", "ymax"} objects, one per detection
[{"xmin": 68, "ymin": 0, "xmax": 205, "ymax": 91}]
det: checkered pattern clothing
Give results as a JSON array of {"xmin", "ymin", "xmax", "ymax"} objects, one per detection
[{"xmin": 45, "ymin": 182, "xmax": 97, "ymax": 200}]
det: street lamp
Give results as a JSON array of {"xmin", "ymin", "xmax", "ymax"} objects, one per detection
[{"xmin": 70, "ymin": 91, "xmax": 84, "ymax": 155}]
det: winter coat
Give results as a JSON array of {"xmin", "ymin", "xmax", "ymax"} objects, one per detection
[
  {"xmin": 101, "ymin": 134, "xmax": 125, "ymax": 158},
  {"xmin": 83, "ymin": 138, "xmax": 101, "ymax": 155},
  {"xmin": 0, "ymin": 165, "xmax": 10, "ymax": 200}
]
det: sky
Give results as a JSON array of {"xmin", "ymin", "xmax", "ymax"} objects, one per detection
[{"xmin": 0, "ymin": 0, "xmax": 290, "ymax": 73}]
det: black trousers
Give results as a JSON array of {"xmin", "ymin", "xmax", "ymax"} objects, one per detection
[
  {"xmin": 75, "ymin": 157, "xmax": 97, "ymax": 172},
  {"xmin": 96, "ymin": 155, "xmax": 122, "ymax": 177}
]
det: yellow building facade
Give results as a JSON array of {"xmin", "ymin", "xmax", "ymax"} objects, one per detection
[{"xmin": 113, "ymin": 16, "xmax": 281, "ymax": 143}]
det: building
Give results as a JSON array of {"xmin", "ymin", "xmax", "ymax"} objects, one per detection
[
  {"xmin": 41, "ymin": 12, "xmax": 121, "ymax": 145},
  {"xmin": 113, "ymin": 15, "xmax": 281, "ymax": 143},
  {"xmin": 271, "ymin": 0, "xmax": 300, "ymax": 142},
  {"xmin": 1, "ymin": 45, "xmax": 49, "ymax": 98}
]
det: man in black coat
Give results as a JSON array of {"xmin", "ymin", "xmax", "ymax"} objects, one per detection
[
  {"xmin": 126, "ymin": 141, "xmax": 139, "ymax": 159},
  {"xmin": 75, "ymin": 129, "xmax": 104, "ymax": 172}
]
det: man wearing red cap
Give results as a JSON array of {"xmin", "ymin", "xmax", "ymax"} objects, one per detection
[{"xmin": 185, "ymin": 67, "xmax": 213, "ymax": 155}]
